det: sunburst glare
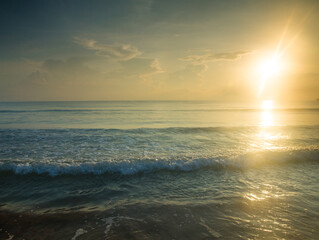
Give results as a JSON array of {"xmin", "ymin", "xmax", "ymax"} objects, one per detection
[
  {"xmin": 259, "ymin": 56, "xmax": 282, "ymax": 78},
  {"xmin": 262, "ymin": 100, "xmax": 273, "ymax": 110},
  {"xmin": 258, "ymin": 55, "xmax": 285, "ymax": 97}
]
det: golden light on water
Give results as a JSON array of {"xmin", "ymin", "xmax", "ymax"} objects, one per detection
[
  {"xmin": 260, "ymin": 100, "xmax": 274, "ymax": 127},
  {"xmin": 244, "ymin": 184, "xmax": 285, "ymax": 202},
  {"xmin": 260, "ymin": 111, "xmax": 273, "ymax": 127},
  {"xmin": 256, "ymin": 99, "xmax": 288, "ymax": 150},
  {"xmin": 245, "ymin": 193, "xmax": 266, "ymax": 201}
]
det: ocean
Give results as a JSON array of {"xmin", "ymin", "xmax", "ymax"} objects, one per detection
[{"xmin": 0, "ymin": 101, "xmax": 318, "ymax": 239}]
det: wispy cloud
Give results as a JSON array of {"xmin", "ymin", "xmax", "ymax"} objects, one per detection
[
  {"xmin": 74, "ymin": 37, "xmax": 142, "ymax": 61},
  {"xmin": 140, "ymin": 58, "xmax": 164, "ymax": 81},
  {"xmin": 150, "ymin": 58, "xmax": 164, "ymax": 74},
  {"xmin": 180, "ymin": 50, "xmax": 253, "ymax": 64}
]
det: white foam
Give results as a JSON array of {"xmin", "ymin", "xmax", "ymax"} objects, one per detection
[
  {"xmin": 0, "ymin": 148, "xmax": 318, "ymax": 176},
  {"xmin": 71, "ymin": 228, "xmax": 87, "ymax": 240},
  {"xmin": 101, "ymin": 216, "xmax": 144, "ymax": 238},
  {"xmin": 102, "ymin": 217, "xmax": 115, "ymax": 237},
  {"xmin": 200, "ymin": 218, "xmax": 222, "ymax": 238},
  {"xmin": 6, "ymin": 235, "xmax": 14, "ymax": 240}
]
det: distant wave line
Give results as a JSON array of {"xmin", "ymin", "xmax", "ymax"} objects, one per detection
[
  {"xmin": 1, "ymin": 125, "xmax": 319, "ymax": 133},
  {"xmin": 1, "ymin": 108, "xmax": 319, "ymax": 113}
]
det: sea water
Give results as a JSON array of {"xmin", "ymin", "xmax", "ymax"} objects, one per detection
[{"xmin": 0, "ymin": 101, "xmax": 318, "ymax": 239}]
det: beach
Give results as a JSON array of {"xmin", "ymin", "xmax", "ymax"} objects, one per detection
[{"xmin": 0, "ymin": 101, "xmax": 319, "ymax": 239}]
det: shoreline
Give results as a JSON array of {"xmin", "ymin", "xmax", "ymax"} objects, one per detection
[{"xmin": 0, "ymin": 207, "xmax": 219, "ymax": 240}]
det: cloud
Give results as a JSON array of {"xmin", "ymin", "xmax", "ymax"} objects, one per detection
[
  {"xmin": 142, "ymin": 58, "xmax": 164, "ymax": 74},
  {"xmin": 180, "ymin": 50, "xmax": 252, "ymax": 64},
  {"xmin": 169, "ymin": 63, "xmax": 207, "ymax": 84},
  {"xmin": 74, "ymin": 37, "xmax": 142, "ymax": 61},
  {"xmin": 139, "ymin": 58, "xmax": 164, "ymax": 84},
  {"xmin": 26, "ymin": 70, "xmax": 48, "ymax": 85}
]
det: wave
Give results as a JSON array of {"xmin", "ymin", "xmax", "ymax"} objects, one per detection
[
  {"xmin": 1, "ymin": 108, "xmax": 319, "ymax": 113},
  {"xmin": 0, "ymin": 126, "xmax": 248, "ymax": 134},
  {"xmin": 1, "ymin": 125, "xmax": 318, "ymax": 136},
  {"xmin": 0, "ymin": 109, "xmax": 103, "ymax": 113},
  {"xmin": 0, "ymin": 149, "xmax": 318, "ymax": 177}
]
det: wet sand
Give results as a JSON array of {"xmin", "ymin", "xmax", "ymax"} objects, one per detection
[{"xmin": 0, "ymin": 205, "xmax": 222, "ymax": 240}]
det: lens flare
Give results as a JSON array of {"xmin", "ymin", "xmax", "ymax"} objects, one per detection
[{"xmin": 259, "ymin": 57, "xmax": 281, "ymax": 78}]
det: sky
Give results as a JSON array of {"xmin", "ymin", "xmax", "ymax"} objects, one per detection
[{"xmin": 0, "ymin": 0, "xmax": 318, "ymax": 105}]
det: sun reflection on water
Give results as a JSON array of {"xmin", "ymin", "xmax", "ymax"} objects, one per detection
[
  {"xmin": 260, "ymin": 111, "xmax": 274, "ymax": 127},
  {"xmin": 250, "ymin": 100, "xmax": 289, "ymax": 151},
  {"xmin": 245, "ymin": 193, "xmax": 266, "ymax": 201},
  {"xmin": 244, "ymin": 183, "xmax": 286, "ymax": 202},
  {"xmin": 256, "ymin": 101, "xmax": 277, "ymax": 149},
  {"xmin": 260, "ymin": 99, "xmax": 274, "ymax": 127}
]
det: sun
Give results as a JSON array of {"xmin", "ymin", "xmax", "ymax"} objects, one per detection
[
  {"xmin": 258, "ymin": 55, "xmax": 284, "ymax": 97},
  {"xmin": 262, "ymin": 100, "xmax": 273, "ymax": 110},
  {"xmin": 259, "ymin": 56, "xmax": 282, "ymax": 78}
]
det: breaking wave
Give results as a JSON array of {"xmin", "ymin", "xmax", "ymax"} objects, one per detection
[{"xmin": 0, "ymin": 149, "xmax": 318, "ymax": 177}]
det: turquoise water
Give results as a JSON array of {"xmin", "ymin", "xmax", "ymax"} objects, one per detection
[{"xmin": 0, "ymin": 101, "xmax": 318, "ymax": 239}]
